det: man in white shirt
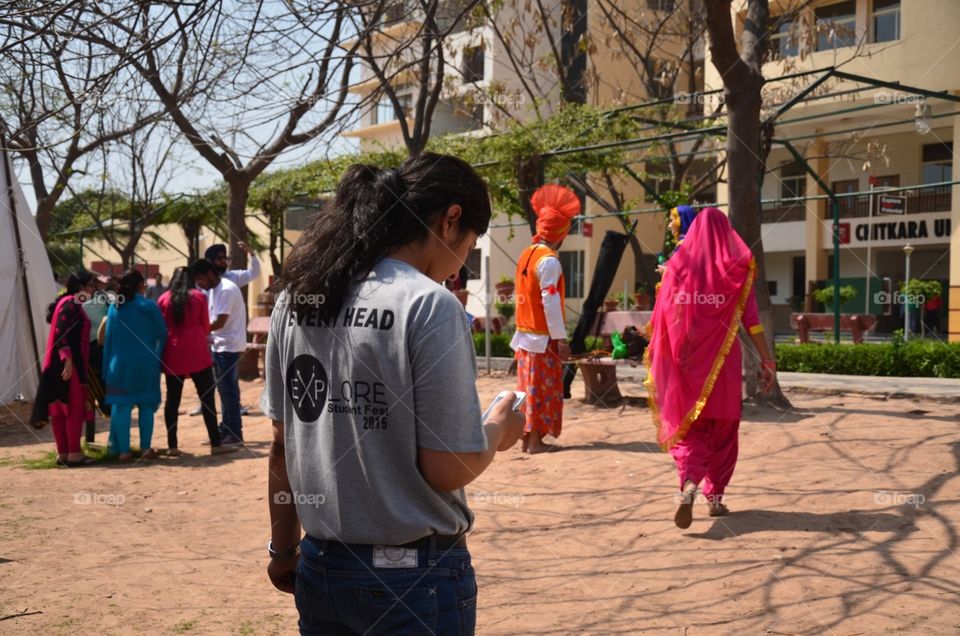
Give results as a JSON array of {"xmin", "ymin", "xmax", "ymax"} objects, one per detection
[
  {"xmin": 204, "ymin": 242, "xmax": 261, "ymax": 288},
  {"xmin": 192, "ymin": 258, "xmax": 247, "ymax": 444},
  {"xmin": 196, "ymin": 241, "xmax": 260, "ymax": 416}
]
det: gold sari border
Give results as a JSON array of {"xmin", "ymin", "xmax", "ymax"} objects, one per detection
[{"xmin": 644, "ymin": 258, "xmax": 756, "ymax": 452}]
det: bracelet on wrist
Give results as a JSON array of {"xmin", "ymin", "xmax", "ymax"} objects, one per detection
[
  {"xmin": 762, "ymin": 359, "xmax": 777, "ymax": 369},
  {"xmin": 267, "ymin": 541, "xmax": 301, "ymax": 561}
]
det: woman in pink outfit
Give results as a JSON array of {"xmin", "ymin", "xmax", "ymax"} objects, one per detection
[
  {"xmin": 644, "ymin": 208, "xmax": 777, "ymax": 528},
  {"xmin": 157, "ymin": 267, "xmax": 236, "ymax": 456},
  {"xmin": 30, "ymin": 272, "xmax": 97, "ymax": 466}
]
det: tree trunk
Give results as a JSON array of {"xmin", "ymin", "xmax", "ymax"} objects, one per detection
[
  {"xmin": 226, "ymin": 179, "xmax": 251, "ymax": 301},
  {"xmin": 626, "ymin": 234, "xmax": 656, "ymax": 295},
  {"xmin": 269, "ymin": 209, "xmax": 282, "ymax": 278},
  {"xmin": 706, "ymin": 0, "xmax": 791, "ymax": 409},
  {"xmin": 560, "ymin": 0, "xmax": 588, "ymax": 104},
  {"xmin": 516, "ymin": 155, "xmax": 545, "ymax": 236},
  {"xmin": 226, "ymin": 180, "xmax": 250, "ymax": 266}
]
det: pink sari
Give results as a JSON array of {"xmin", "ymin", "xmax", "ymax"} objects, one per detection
[{"xmin": 644, "ymin": 208, "xmax": 756, "ymax": 450}]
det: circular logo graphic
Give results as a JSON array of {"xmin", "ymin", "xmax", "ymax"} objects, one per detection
[{"xmin": 286, "ymin": 354, "xmax": 328, "ymax": 422}]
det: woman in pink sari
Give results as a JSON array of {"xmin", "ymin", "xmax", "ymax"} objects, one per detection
[{"xmin": 644, "ymin": 208, "xmax": 777, "ymax": 528}]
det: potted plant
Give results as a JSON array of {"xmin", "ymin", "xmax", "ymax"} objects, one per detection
[
  {"xmin": 812, "ymin": 284, "xmax": 857, "ymax": 314},
  {"xmin": 614, "ymin": 291, "xmax": 630, "ymax": 310},
  {"xmin": 633, "ymin": 284, "xmax": 651, "ymax": 310},
  {"xmin": 494, "ymin": 300, "xmax": 515, "ymax": 324},
  {"xmin": 452, "ymin": 288, "xmax": 469, "ymax": 307},
  {"xmin": 603, "ymin": 295, "xmax": 620, "ymax": 312},
  {"xmin": 495, "ymin": 275, "xmax": 514, "ymax": 301}
]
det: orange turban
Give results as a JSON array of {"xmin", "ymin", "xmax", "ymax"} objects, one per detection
[{"xmin": 531, "ymin": 184, "xmax": 581, "ymax": 244}]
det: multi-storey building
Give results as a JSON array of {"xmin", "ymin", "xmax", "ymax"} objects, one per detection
[{"xmin": 707, "ymin": 0, "xmax": 959, "ymax": 338}]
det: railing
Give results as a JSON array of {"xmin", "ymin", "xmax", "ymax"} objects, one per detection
[
  {"xmin": 761, "ymin": 201, "xmax": 806, "ymax": 223},
  {"xmin": 761, "ymin": 183, "xmax": 952, "ymax": 224},
  {"xmin": 838, "ymin": 187, "xmax": 951, "ymax": 218}
]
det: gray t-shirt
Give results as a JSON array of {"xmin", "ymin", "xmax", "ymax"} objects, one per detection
[{"xmin": 260, "ymin": 258, "xmax": 487, "ymax": 545}]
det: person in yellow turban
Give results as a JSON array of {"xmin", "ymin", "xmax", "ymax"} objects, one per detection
[{"xmin": 510, "ymin": 184, "xmax": 580, "ymax": 453}]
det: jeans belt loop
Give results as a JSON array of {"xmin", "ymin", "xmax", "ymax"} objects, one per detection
[{"xmin": 427, "ymin": 534, "xmax": 438, "ymax": 566}]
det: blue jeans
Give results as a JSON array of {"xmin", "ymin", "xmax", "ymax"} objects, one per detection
[
  {"xmin": 212, "ymin": 351, "xmax": 242, "ymax": 441},
  {"xmin": 295, "ymin": 537, "xmax": 477, "ymax": 635}
]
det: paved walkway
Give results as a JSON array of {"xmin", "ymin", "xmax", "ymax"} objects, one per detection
[{"xmin": 477, "ymin": 357, "xmax": 960, "ymax": 401}]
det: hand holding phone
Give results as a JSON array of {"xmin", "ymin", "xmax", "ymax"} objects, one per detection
[{"xmin": 482, "ymin": 390, "xmax": 526, "ymax": 451}]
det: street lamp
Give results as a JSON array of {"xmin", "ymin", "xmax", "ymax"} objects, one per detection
[{"xmin": 903, "ymin": 243, "xmax": 914, "ymax": 341}]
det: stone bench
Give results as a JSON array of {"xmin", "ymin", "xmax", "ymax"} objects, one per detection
[{"xmin": 789, "ymin": 313, "xmax": 877, "ymax": 344}]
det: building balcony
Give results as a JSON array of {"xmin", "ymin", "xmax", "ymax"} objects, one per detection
[{"xmin": 761, "ymin": 184, "xmax": 952, "ymax": 224}]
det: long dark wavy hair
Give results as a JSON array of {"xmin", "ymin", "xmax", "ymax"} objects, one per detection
[
  {"xmin": 46, "ymin": 271, "xmax": 94, "ymax": 323},
  {"xmin": 279, "ymin": 152, "xmax": 491, "ymax": 320},
  {"xmin": 167, "ymin": 266, "xmax": 194, "ymax": 326},
  {"xmin": 116, "ymin": 269, "xmax": 145, "ymax": 306}
]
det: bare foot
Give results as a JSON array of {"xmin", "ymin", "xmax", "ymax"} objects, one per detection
[
  {"xmin": 709, "ymin": 502, "xmax": 729, "ymax": 517},
  {"xmin": 526, "ymin": 432, "xmax": 558, "ymax": 454},
  {"xmin": 674, "ymin": 480, "xmax": 697, "ymax": 529}
]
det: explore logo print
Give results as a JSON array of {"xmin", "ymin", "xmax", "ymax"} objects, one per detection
[{"xmin": 286, "ymin": 354, "xmax": 328, "ymax": 422}]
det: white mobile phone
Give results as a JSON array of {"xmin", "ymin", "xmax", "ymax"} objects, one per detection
[{"xmin": 481, "ymin": 390, "xmax": 527, "ymax": 422}]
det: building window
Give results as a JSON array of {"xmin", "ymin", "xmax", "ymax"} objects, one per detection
[
  {"xmin": 643, "ymin": 160, "xmax": 673, "ymax": 203},
  {"xmin": 464, "ymin": 249, "xmax": 482, "ymax": 280},
  {"xmin": 381, "ymin": 1, "xmax": 412, "ymax": 26},
  {"xmin": 816, "ymin": 1, "xmax": 857, "ymax": 51},
  {"xmin": 558, "ymin": 250, "xmax": 585, "ymax": 299},
  {"xmin": 832, "ymin": 179, "xmax": 859, "ymax": 217},
  {"xmin": 874, "ymin": 174, "xmax": 900, "ymax": 189},
  {"xmin": 767, "ymin": 17, "xmax": 799, "ymax": 61},
  {"xmin": 462, "ymin": 46, "xmax": 485, "ymax": 84},
  {"xmin": 922, "ymin": 142, "xmax": 953, "ymax": 189},
  {"xmin": 645, "ymin": 0, "xmax": 675, "ymax": 11},
  {"xmin": 780, "ymin": 161, "xmax": 807, "ymax": 202},
  {"xmin": 872, "ymin": 0, "xmax": 900, "ymax": 42},
  {"xmin": 373, "ymin": 93, "xmax": 412, "ymax": 125}
]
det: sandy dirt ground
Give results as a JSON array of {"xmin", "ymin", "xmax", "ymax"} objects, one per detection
[{"xmin": 1, "ymin": 374, "xmax": 959, "ymax": 635}]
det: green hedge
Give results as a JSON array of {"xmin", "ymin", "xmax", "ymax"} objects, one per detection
[
  {"xmin": 473, "ymin": 333, "xmax": 514, "ymax": 358},
  {"xmin": 777, "ymin": 341, "xmax": 960, "ymax": 378},
  {"xmin": 473, "ymin": 334, "xmax": 607, "ymax": 358}
]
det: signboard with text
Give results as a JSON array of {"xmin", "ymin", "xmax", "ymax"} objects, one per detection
[
  {"xmin": 877, "ymin": 194, "xmax": 906, "ymax": 215},
  {"xmin": 821, "ymin": 212, "xmax": 951, "ymax": 248}
]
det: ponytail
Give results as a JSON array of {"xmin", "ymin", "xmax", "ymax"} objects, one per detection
[
  {"xmin": 116, "ymin": 269, "xmax": 144, "ymax": 306},
  {"xmin": 279, "ymin": 152, "xmax": 490, "ymax": 320},
  {"xmin": 167, "ymin": 267, "xmax": 193, "ymax": 326}
]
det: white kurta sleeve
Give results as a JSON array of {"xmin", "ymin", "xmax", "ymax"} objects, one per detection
[
  {"xmin": 536, "ymin": 256, "xmax": 567, "ymax": 340},
  {"xmin": 228, "ymin": 252, "xmax": 261, "ymax": 288}
]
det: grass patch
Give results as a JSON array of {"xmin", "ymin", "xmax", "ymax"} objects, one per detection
[
  {"xmin": 171, "ymin": 620, "xmax": 197, "ymax": 633},
  {"xmin": 21, "ymin": 444, "xmax": 143, "ymax": 470}
]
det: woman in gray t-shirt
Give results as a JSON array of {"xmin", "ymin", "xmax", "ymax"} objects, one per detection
[{"xmin": 262, "ymin": 152, "xmax": 525, "ymax": 635}]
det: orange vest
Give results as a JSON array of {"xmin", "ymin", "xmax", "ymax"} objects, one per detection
[{"xmin": 515, "ymin": 244, "xmax": 565, "ymax": 336}]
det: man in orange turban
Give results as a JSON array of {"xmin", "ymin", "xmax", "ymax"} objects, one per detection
[{"xmin": 510, "ymin": 184, "xmax": 580, "ymax": 453}]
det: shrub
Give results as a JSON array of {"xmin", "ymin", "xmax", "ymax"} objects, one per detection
[
  {"xmin": 776, "ymin": 340, "xmax": 960, "ymax": 378},
  {"xmin": 473, "ymin": 333, "xmax": 514, "ymax": 357}
]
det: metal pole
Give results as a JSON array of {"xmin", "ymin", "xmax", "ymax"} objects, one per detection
[
  {"xmin": 832, "ymin": 198, "xmax": 841, "ymax": 344},
  {"xmin": 1, "ymin": 137, "xmax": 43, "ymax": 378},
  {"xmin": 904, "ymin": 246, "xmax": 912, "ymax": 341},
  {"xmin": 865, "ymin": 181, "xmax": 873, "ymax": 314},
  {"xmin": 484, "ymin": 255, "xmax": 491, "ymax": 374}
]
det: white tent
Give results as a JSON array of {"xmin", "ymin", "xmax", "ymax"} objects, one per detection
[{"xmin": 0, "ymin": 148, "xmax": 57, "ymax": 404}]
